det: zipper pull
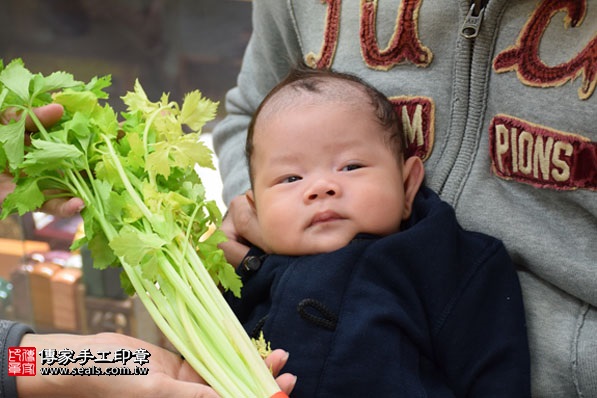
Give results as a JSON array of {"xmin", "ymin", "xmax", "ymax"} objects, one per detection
[{"xmin": 461, "ymin": 2, "xmax": 485, "ymax": 39}]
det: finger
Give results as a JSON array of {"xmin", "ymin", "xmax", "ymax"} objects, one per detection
[
  {"xmin": 148, "ymin": 376, "xmax": 220, "ymax": 398},
  {"xmin": 275, "ymin": 373, "xmax": 297, "ymax": 396},
  {"xmin": 219, "ymin": 206, "xmax": 251, "ymax": 266},
  {"xmin": 230, "ymin": 195, "xmax": 268, "ymax": 251},
  {"xmin": 264, "ymin": 349, "xmax": 296, "ymax": 396},
  {"xmin": 219, "ymin": 238, "xmax": 250, "ymax": 267},
  {"xmin": 0, "ymin": 173, "xmax": 16, "ymax": 204},
  {"xmin": 40, "ymin": 197, "xmax": 85, "ymax": 218},
  {"xmin": 265, "ymin": 349, "xmax": 289, "ymax": 377},
  {"xmin": 176, "ymin": 359, "xmax": 208, "ymax": 384},
  {"xmin": 28, "ymin": 104, "xmax": 64, "ymax": 131}
]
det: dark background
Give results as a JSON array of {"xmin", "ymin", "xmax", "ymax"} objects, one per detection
[
  {"xmin": 0, "ymin": 0, "xmax": 252, "ymax": 118},
  {"xmin": 0, "ymin": 0, "xmax": 249, "ymax": 238}
]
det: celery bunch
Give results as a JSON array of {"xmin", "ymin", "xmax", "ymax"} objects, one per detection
[{"xmin": 0, "ymin": 59, "xmax": 282, "ymax": 398}]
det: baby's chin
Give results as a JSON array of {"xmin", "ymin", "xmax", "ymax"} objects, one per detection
[{"xmin": 268, "ymin": 236, "xmax": 354, "ymax": 256}]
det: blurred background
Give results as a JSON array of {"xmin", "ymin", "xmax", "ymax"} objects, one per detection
[
  {"xmin": 0, "ymin": 0, "xmax": 249, "ymax": 209},
  {"xmin": 1, "ymin": 0, "xmax": 251, "ymax": 116},
  {"xmin": 0, "ymin": 0, "xmax": 250, "ymax": 345}
]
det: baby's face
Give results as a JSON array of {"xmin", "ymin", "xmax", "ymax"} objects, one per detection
[{"xmin": 249, "ymin": 100, "xmax": 413, "ymax": 256}]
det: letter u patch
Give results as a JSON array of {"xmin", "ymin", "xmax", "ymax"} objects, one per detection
[{"xmin": 489, "ymin": 114, "xmax": 597, "ymax": 191}]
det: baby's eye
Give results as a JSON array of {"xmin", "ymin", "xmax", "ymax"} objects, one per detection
[
  {"xmin": 341, "ymin": 163, "xmax": 363, "ymax": 172},
  {"xmin": 280, "ymin": 175, "xmax": 302, "ymax": 184}
]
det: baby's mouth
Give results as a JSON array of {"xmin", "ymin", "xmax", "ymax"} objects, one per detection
[{"xmin": 309, "ymin": 210, "xmax": 343, "ymax": 227}]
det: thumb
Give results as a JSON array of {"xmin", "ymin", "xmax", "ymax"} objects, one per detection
[
  {"xmin": 28, "ymin": 104, "xmax": 64, "ymax": 131},
  {"xmin": 150, "ymin": 377, "xmax": 220, "ymax": 398},
  {"xmin": 40, "ymin": 196, "xmax": 85, "ymax": 218}
]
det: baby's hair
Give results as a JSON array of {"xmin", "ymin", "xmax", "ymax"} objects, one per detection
[{"xmin": 246, "ymin": 64, "xmax": 406, "ymax": 185}]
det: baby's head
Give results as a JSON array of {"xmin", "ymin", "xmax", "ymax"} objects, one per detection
[{"xmin": 245, "ymin": 66, "xmax": 424, "ymax": 255}]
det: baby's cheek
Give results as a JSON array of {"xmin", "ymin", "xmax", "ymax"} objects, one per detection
[
  {"xmin": 261, "ymin": 217, "xmax": 290, "ymax": 249},
  {"xmin": 363, "ymin": 208, "xmax": 402, "ymax": 235}
]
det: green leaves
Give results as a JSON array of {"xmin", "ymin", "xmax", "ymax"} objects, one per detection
[
  {"xmin": 0, "ymin": 116, "xmax": 26, "ymax": 170},
  {"xmin": 121, "ymin": 79, "xmax": 158, "ymax": 116},
  {"xmin": 110, "ymin": 226, "xmax": 168, "ymax": 276},
  {"xmin": 181, "ymin": 90, "xmax": 218, "ymax": 132},
  {"xmin": 23, "ymin": 139, "xmax": 85, "ymax": 173},
  {"xmin": 0, "ymin": 58, "xmax": 238, "ymax": 295},
  {"xmin": 0, "ymin": 59, "xmax": 33, "ymax": 102},
  {"xmin": 0, "ymin": 177, "xmax": 44, "ymax": 216},
  {"xmin": 32, "ymin": 71, "xmax": 78, "ymax": 99},
  {"xmin": 148, "ymin": 135, "xmax": 214, "ymax": 180},
  {"xmin": 53, "ymin": 90, "xmax": 98, "ymax": 116},
  {"xmin": 0, "ymin": 59, "xmax": 81, "ymax": 104},
  {"xmin": 0, "ymin": 59, "xmax": 279, "ymax": 398}
]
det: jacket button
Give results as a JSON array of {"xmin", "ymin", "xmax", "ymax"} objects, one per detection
[{"xmin": 242, "ymin": 256, "xmax": 262, "ymax": 272}]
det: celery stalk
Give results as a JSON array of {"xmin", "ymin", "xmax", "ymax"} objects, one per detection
[{"xmin": 0, "ymin": 59, "xmax": 283, "ymax": 398}]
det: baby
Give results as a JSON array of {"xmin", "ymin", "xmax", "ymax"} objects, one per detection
[
  {"xmin": 244, "ymin": 66, "xmax": 424, "ymax": 256},
  {"xmin": 226, "ymin": 66, "xmax": 531, "ymax": 397}
]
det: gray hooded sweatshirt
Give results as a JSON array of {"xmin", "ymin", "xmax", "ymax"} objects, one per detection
[{"xmin": 212, "ymin": 1, "xmax": 597, "ymax": 396}]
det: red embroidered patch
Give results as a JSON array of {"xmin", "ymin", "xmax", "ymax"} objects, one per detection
[
  {"xmin": 390, "ymin": 96, "xmax": 435, "ymax": 161},
  {"xmin": 493, "ymin": 0, "xmax": 597, "ymax": 100},
  {"xmin": 360, "ymin": 0, "xmax": 432, "ymax": 70},
  {"xmin": 304, "ymin": 0, "xmax": 341, "ymax": 69},
  {"xmin": 489, "ymin": 114, "xmax": 597, "ymax": 191}
]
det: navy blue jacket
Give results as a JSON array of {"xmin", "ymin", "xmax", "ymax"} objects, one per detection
[{"xmin": 227, "ymin": 187, "xmax": 530, "ymax": 397}]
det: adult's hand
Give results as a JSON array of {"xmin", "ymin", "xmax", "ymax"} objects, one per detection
[
  {"xmin": 0, "ymin": 104, "xmax": 85, "ymax": 217},
  {"xmin": 18, "ymin": 332, "xmax": 295, "ymax": 397},
  {"xmin": 266, "ymin": 349, "xmax": 297, "ymax": 395},
  {"xmin": 219, "ymin": 193, "xmax": 267, "ymax": 267},
  {"xmin": 0, "ymin": 103, "xmax": 63, "ymax": 133}
]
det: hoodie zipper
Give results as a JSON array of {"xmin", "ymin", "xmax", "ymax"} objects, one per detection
[
  {"xmin": 437, "ymin": 0, "xmax": 490, "ymax": 200},
  {"xmin": 461, "ymin": 0, "xmax": 488, "ymax": 39}
]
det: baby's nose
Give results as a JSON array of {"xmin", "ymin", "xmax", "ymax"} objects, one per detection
[
  {"xmin": 307, "ymin": 188, "xmax": 336, "ymax": 201},
  {"xmin": 305, "ymin": 178, "xmax": 340, "ymax": 201}
]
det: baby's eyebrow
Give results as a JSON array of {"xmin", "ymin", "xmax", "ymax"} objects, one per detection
[
  {"xmin": 265, "ymin": 153, "xmax": 302, "ymax": 167},
  {"xmin": 261, "ymin": 137, "xmax": 374, "ymax": 168}
]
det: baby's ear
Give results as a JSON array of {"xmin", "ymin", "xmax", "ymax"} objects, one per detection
[{"xmin": 401, "ymin": 156, "xmax": 425, "ymax": 220}]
